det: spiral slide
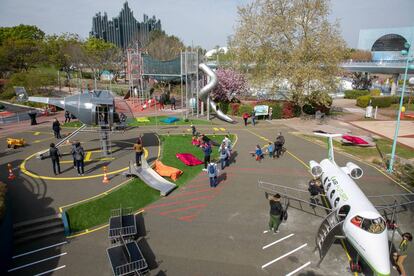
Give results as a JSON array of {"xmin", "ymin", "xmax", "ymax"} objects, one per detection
[{"xmin": 198, "ymin": 63, "xmax": 234, "ymax": 123}]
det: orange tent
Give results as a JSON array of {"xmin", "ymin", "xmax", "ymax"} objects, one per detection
[{"xmin": 154, "ymin": 160, "xmax": 183, "ymax": 181}]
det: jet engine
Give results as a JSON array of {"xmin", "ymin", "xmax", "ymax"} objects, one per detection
[
  {"xmin": 344, "ymin": 162, "xmax": 363, "ymax": 179},
  {"xmin": 309, "ymin": 160, "xmax": 323, "ymax": 178}
]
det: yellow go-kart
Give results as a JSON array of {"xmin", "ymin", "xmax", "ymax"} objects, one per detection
[{"xmin": 7, "ymin": 138, "xmax": 25, "ymax": 149}]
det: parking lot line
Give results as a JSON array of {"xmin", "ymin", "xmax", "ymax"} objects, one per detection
[
  {"xmin": 262, "ymin": 233, "xmax": 294, "ymax": 250},
  {"xmin": 34, "ymin": 265, "xmax": 66, "ymax": 276},
  {"xmin": 12, "ymin": 241, "xmax": 67, "ymax": 259},
  {"xmin": 285, "ymin": 261, "xmax": 311, "ymax": 276},
  {"xmin": 8, "ymin": 252, "xmax": 67, "ymax": 272},
  {"xmin": 261, "ymin": 243, "xmax": 307, "ymax": 269}
]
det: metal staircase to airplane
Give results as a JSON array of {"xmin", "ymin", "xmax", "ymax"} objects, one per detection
[{"xmin": 315, "ymin": 210, "xmax": 344, "ymax": 266}]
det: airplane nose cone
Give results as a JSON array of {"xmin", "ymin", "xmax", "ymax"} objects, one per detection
[{"xmin": 364, "ymin": 235, "xmax": 390, "ymax": 276}]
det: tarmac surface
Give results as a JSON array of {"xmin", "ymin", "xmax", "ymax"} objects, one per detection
[{"xmin": 1, "ymin": 118, "xmax": 413, "ymax": 276}]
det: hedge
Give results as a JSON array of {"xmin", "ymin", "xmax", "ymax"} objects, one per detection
[
  {"xmin": 370, "ymin": 89, "xmax": 381, "ymax": 96},
  {"xmin": 356, "ymin": 96, "xmax": 409, "ymax": 108},
  {"xmin": 237, "ymin": 104, "xmax": 253, "ymax": 116},
  {"xmin": 344, "ymin": 90, "xmax": 369, "ymax": 99}
]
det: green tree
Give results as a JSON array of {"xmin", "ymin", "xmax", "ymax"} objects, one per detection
[
  {"xmin": 82, "ymin": 37, "xmax": 121, "ymax": 80},
  {"xmin": 0, "ymin": 24, "xmax": 45, "ymax": 45},
  {"xmin": 146, "ymin": 30, "xmax": 185, "ymax": 60},
  {"xmin": 230, "ymin": 0, "xmax": 346, "ymax": 106}
]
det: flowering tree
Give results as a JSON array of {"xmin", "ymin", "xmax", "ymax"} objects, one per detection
[{"xmin": 211, "ymin": 68, "xmax": 247, "ymax": 102}]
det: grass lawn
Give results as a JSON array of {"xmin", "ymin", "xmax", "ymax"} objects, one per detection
[
  {"xmin": 302, "ymin": 134, "xmax": 414, "ymax": 161},
  {"xmin": 65, "ymin": 133, "xmax": 233, "ymax": 233},
  {"xmin": 62, "ymin": 121, "xmax": 84, "ymax": 128},
  {"xmin": 127, "ymin": 116, "xmax": 213, "ymax": 127}
]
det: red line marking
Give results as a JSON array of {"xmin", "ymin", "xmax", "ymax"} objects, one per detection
[
  {"xmin": 177, "ymin": 214, "xmax": 198, "ymax": 222},
  {"xmin": 146, "ymin": 194, "xmax": 215, "ymax": 210},
  {"xmin": 167, "ymin": 187, "xmax": 221, "ymax": 199},
  {"xmin": 159, "ymin": 204, "xmax": 208, "ymax": 216}
]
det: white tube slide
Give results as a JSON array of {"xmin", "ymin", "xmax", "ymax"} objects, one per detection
[{"xmin": 198, "ymin": 63, "xmax": 234, "ymax": 123}]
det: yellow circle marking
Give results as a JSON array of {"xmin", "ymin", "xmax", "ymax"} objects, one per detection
[{"xmin": 20, "ymin": 148, "xmax": 148, "ymax": 181}]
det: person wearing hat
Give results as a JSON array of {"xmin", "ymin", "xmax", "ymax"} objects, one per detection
[
  {"xmin": 393, "ymin": 232, "xmax": 412, "ymax": 276},
  {"xmin": 268, "ymin": 193, "xmax": 283, "ymax": 233}
]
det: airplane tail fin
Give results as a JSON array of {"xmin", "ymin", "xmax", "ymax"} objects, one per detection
[{"xmin": 313, "ymin": 132, "xmax": 342, "ymax": 161}]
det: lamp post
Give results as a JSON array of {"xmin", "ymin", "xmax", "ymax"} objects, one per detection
[{"xmin": 387, "ymin": 42, "xmax": 414, "ymax": 173}]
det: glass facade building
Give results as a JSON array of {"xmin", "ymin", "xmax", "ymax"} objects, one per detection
[
  {"xmin": 90, "ymin": 2, "xmax": 161, "ymax": 49},
  {"xmin": 358, "ymin": 26, "xmax": 414, "ymax": 61}
]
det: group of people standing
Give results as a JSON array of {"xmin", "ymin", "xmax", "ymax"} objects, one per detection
[
  {"xmin": 254, "ymin": 132, "xmax": 285, "ymax": 162},
  {"xmin": 49, "ymin": 141, "xmax": 85, "ymax": 176},
  {"xmin": 198, "ymin": 135, "xmax": 232, "ymax": 188},
  {"xmin": 242, "ymin": 111, "xmax": 256, "ymax": 127}
]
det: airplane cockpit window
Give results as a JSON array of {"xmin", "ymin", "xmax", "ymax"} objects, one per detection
[
  {"xmin": 334, "ymin": 197, "xmax": 340, "ymax": 207},
  {"xmin": 350, "ymin": 216, "xmax": 386, "ymax": 234}
]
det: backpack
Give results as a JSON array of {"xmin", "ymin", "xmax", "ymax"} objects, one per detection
[
  {"xmin": 280, "ymin": 209, "xmax": 288, "ymax": 221},
  {"xmin": 208, "ymin": 164, "xmax": 216, "ymax": 175}
]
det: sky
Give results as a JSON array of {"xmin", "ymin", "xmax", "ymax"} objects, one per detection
[{"xmin": 0, "ymin": 0, "xmax": 413, "ymax": 50}]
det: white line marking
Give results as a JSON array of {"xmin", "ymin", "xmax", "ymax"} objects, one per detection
[
  {"xmin": 33, "ymin": 265, "xmax": 66, "ymax": 276},
  {"xmin": 7, "ymin": 252, "xmax": 67, "ymax": 272},
  {"xmin": 263, "ymin": 230, "xmax": 269, "ymax": 234},
  {"xmin": 262, "ymin": 233, "xmax": 295, "ymax": 250},
  {"xmin": 261, "ymin": 243, "xmax": 307, "ymax": 269},
  {"xmin": 285, "ymin": 261, "xmax": 311, "ymax": 276},
  {"xmin": 12, "ymin": 241, "xmax": 67, "ymax": 259}
]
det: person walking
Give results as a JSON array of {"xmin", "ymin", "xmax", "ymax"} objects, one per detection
[
  {"xmin": 64, "ymin": 110, "xmax": 71, "ymax": 123},
  {"xmin": 242, "ymin": 112, "xmax": 249, "ymax": 126},
  {"xmin": 170, "ymin": 95, "xmax": 176, "ymax": 110},
  {"xmin": 266, "ymin": 142, "xmax": 274, "ymax": 159},
  {"xmin": 393, "ymin": 232, "xmax": 412, "ymax": 276},
  {"xmin": 308, "ymin": 177, "xmax": 323, "ymax": 206},
  {"xmin": 207, "ymin": 161, "xmax": 219, "ymax": 188},
  {"xmin": 219, "ymin": 143, "xmax": 230, "ymax": 170},
  {"xmin": 222, "ymin": 135, "xmax": 232, "ymax": 154},
  {"xmin": 52, "ymin": 118, "xmax": 62, "ymax": 139},
  {"xmin": 202, "ymin": 142, "xmax": 212, "ymax": 171},
  {"xmin": 133, "ymin": 138, "xmax": 144, "ymax": 166},
  {"xmin": 74, "ymin": 142, "xmax": 85, "ymax": 176},
  {"xmin": 275, "ymin": 132, "xmax": 285, "ymax": 158},
  {"xmin": 268, "ymin": 193, "xmax": 283, "ymax": 233},
  {"xmin": 268, "ymin": 107, "xmax": 273, "ymax": 120},
  {"xmin": 49, "ymin": 143, "xmax": 61, "ymax": 175},
  {"xmin": 251, "ymin": 110, "xmax": 256, "ymax": 126}
]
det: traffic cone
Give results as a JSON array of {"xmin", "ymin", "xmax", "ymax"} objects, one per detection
[
  {"xmin": 102, "ymin": 166, "xmax": 109, "ymax": 184},
  {"xmin": 7, "ymin": 163, "xmax": 15, "ymax": 180}
]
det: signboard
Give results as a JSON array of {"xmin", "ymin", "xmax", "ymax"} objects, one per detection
[{"xmin": 254, "ymin": 105, "xmax": 269, "ymax": 116}]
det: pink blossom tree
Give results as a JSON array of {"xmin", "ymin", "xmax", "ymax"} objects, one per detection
[{"xmin": 211, "ymin": 68, "xmax": 247, "ymax": 102}]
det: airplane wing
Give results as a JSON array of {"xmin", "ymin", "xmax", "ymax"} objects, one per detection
[
  {"xmin": 258, "ymin": 181, "xmax": 332, "ymax": 218},
  {"xmin": 368, "ymin": 193, "xmax": 414, "ymax": 215}
]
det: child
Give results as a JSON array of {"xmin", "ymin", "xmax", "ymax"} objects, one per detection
[
  {"xmin": 266, "ymin": 142, "xmax": 274, "ymax": 159},
  {"xmin": 192, "ymin": 136, "xmax": 200, "ymax": 146},
  {"xmin": 255, "ymin": 145, "xmax": 263, "ymax": 162},
  {"xmin": 207, "ymin": 162, "xmax": 219, "ymax": 188}
]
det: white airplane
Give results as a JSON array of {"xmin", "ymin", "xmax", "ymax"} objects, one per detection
[{"xmin": 259, "ymin": 132, "xmax": 414, "ymax": 276}]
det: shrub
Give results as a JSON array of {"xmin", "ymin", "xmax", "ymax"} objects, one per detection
[
  {"xmin": 371, "ymin": 96, "xmax": 394, "ymax": 108},
  {"xmin": 303, "ymin": 104, "xmax": 316, "ymax": 114},
  {"xmin": 282, "ymin": 102, "xmax": 294, "ymax": 118},
  {"xmin": 272, "ymin": 104, "xmax": 283, "ymax": 119},
  {"xmin": 293, "ymin": 105, "xmax": 302, "ymax": 117},
  {"xmin": 305, "ymin": 91, "xmax": 332, "ymax": 113},
  {"xmin": 229, "ymin": 103, "xmax": 240, "ymax": 115},
  {"xmin": 356, "ymin": 95, "xmax": 371, "ymax": 108},
  {"xmin": 218, "ymin": 102, "xmax": 229, "ymax": 114},
  {"xmin": 344, "ymin": 90, "xmax": 369, "ymax": 99},
  {"xmin": 237, "ymin": 104, "xmax": 253, "ymax": 116},
  {"xmin": 370, "ymin": 89, "xmax": 381, "ymax": 96}
]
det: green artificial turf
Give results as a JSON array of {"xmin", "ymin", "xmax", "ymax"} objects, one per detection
[
  {"xmin": 65, "ymin": 133, "xmax": 234, "ymax": 233},
  {"xmin": 127, "ymin": 116, "xmax": 213, "ymax": 126},
  {"xmin": 303, "ymin": 134, "xmax": 414, "ymax": 160},
  {"xmin": 66, "ymin": 180, "xmax": 159, "ymax": 233},
  {"xmin": 62, "ymin": 121, "xmax": 84, "ymax": 128}
]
